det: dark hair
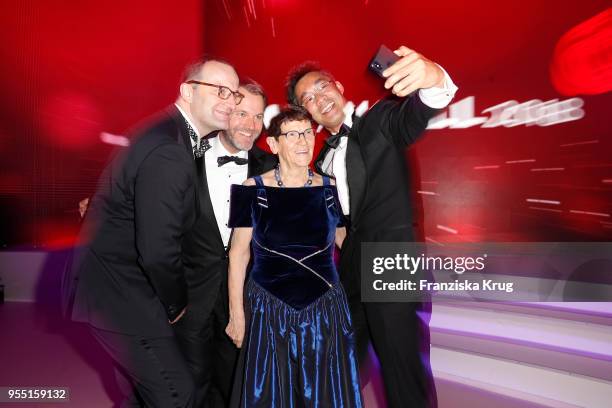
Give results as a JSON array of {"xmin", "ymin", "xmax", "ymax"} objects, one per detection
[
  {"xmin": 268, "ymin": 106, "xmax": 312, "ymax": 139},
  {"xmin": 285, "ymin": 61, "xmax": 335, "ymax": 106},
  {"xmin": 239, "ymin": 77, "xmax": 268, "ymax": 107},
  {"xmin": 181, "ymin": 56, "xmax": 235, "ymax": 83}
]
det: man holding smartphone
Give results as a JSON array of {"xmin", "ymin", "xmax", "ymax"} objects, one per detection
[{"xmin": 286, "ymin": 46, "xmax": 457, "ymax": 407}]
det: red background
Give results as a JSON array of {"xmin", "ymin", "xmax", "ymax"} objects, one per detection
[{"xmin": 1, "ymin": 0, "xmax": 610, "ymax": 247}]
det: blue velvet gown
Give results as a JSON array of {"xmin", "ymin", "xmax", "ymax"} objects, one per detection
[{"xmin": 228, "ymin": 175, "xmax": 362, "ymax": 408}]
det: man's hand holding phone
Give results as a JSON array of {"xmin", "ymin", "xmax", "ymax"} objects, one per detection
[{"xmin": 381, "ymin": 46, "xmax": 445, "ymax": 97}]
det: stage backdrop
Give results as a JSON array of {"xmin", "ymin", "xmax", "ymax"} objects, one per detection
[
  {"xmin": 0, "ymin": 0, "xmax": 204, "ymax": 247},
  {"xmin": 0, "ymin": 0, "xmax": 610, "ymax": 248},
  {"xmin": 203, "ymin": 0, "xmax": 612, "ymax": 243}
]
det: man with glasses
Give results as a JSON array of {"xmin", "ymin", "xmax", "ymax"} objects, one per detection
[
  {"xmin": 286, "ymin": 46, "xmax": 458, "ymax": 407},
  {"xmin": 175, "ymin": 78, "xmax": 276, "ymax": 408},
  {"xmin": 68, "ymin": 59, "xmax": 243, "ymax": 408}
]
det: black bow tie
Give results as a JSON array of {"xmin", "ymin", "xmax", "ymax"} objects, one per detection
[
  {"xmin": 325, "ymin": 124, "xmax": 351, "ymax": 149},
  {"xmin": 217, "ymin": 155, "xmax": 248, "ymax": 166}
]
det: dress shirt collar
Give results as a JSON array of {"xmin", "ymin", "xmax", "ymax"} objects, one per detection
[
  {"xmin": 208, "ymin": 133, "xmax": 248, "ymax": 160},
  {"xmin": 174, "ymin": 103, "xmax": 200, "ymax": 143}
]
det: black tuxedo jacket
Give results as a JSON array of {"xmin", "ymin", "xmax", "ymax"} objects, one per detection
[
  {"xmin": 181, "ymin": 135, "xmax": 277, "ymax": 324},
  {"xmin": 69, "ymin": 106, "xmax": 198, "ymax": 336},
  {"xmin": 314, "ymin": 95, "xmax": 438, "ymax": 297}
]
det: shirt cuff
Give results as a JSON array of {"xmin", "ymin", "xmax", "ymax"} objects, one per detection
[{"xmin": 418, "ymin": 64, "xmax": 458, "ymax": 109}]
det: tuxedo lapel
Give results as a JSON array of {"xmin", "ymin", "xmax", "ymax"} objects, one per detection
[
  {"xmin": 170, "ymin": 106, "xmax": 201, "ymax": 219},
  {"xmin": 315, "ymin": 124, "xmax": 350, "ymax": 177},
  {"xmin": 345, "ymin": 121, "xmax": 366, "ymax": 225},
  {"xmin": 198, "ymin": 152, "xmax": 224, "ymax": 247},
  {"xmin": 193, "ymin": 157, "xmax": 204, "ymax": 219},
  {"xmin": 169, "ymin": 105, "xmax": 195, "ymax": 156},
  {"xmin": 314, "ymin": 144, "xmax": 331, "ymax": 176}
]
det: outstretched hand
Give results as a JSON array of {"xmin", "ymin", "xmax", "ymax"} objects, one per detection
[{"xmin": 383, "ymin": 46, "xmax": 445, "ymax": 97}]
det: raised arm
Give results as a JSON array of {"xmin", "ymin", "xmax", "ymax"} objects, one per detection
[{"xmin": 379, "ymin": 46, "xmax": 457, "ymax": 147}]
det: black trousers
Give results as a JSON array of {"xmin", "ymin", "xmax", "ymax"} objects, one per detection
[
  {"xmin": 90, "ymin": 326, "xmax": 195, "ymax": 408},
  {"xmin": 347, "ymin": 295, "xmax": 437, "ymax": 408},
  {"xmin": 340, "ymin": 234, "xmax": 437, "ymax": 408},
  {"xmin": 172, "ymin": 293, "xmax": 240, "ymax": 408}
]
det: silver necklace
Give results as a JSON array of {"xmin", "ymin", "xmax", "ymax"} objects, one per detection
[{"xmin": 274, "ymin": 164, "xmax": 313, "ymax": 187}]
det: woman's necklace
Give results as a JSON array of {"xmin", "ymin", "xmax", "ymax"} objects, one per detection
[{"xmin": 274, "ymin": 164, "xmax": 313, "ymax": 187}]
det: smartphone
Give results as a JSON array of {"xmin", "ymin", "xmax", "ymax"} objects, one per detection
[{"xmin": 368, "ymin": 45, "xmax": 400, "ymax": 78}]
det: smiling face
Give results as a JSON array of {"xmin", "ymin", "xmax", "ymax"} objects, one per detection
[
  {"xmin": 294, "ymin": 71, "xmax": 346, "ymax": 133},
  {"xmin": 186, "ymin": 60, "xmax": 240, "ymax": 135},
  {"xmin": 268, "ymin": 119, "xmax": 314, "ymax": 168},
  {"xmin": 222, "ymin": 86, "xmax": 265, "ymax": 152}
]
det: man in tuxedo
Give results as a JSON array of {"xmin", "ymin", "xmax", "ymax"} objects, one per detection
[
  {"xmin": 68, "ymin": 59, "xmax": 243, "ymax": 407},
  {"xmin": 173, "ymin": 79, "xmax": 277, "ymax": 408},
  {"xmin": 286, "ymin": 46, "xmax": 457, "ymax": 407}
]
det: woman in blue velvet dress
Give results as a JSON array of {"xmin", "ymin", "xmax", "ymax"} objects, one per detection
[{"xmin": 225, "ymin": 107, "xmax": 362, "ymax": 407}]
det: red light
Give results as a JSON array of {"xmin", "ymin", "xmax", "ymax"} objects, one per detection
[{"xmin": 550, "ymin": 8, "xmax": 612, "ymax": 96}]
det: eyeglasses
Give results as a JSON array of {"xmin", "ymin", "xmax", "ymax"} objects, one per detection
[
  {"xmin": 186, "ymin": 80, "xmax": 244, "ymax": 105},
  {"xmin": 278, "ymin": 128, "xmax": 315, "ymax": 143},
  {"xmin": 300, "ymin": 80, "xmax": 331, "ymax": 108}
]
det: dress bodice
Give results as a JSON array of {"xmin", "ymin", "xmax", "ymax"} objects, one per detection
[{"xmin": 229, "ymin": 176, "xmax": 344, "ymax": 309}]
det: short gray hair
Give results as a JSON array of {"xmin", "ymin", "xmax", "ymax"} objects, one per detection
[{"xmin": 239, "ymin": 77, "xmax": 268, "ymax": 107}]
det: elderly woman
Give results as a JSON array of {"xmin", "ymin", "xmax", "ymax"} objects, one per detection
[{"xmin": 225, "ymin": 106, "xmax": 362, "ymax": 407}]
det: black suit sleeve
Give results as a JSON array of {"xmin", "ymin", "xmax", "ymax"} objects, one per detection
[
  {"xmin": 378, "ymin": 94, "xmax": 439, "ymax": 148},
  {"xmin": 135, "ymin": 143, "xmax": 194, "ymax": 321}
]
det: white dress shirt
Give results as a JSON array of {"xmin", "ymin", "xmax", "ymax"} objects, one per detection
[
  {"xmin": 321, "ymin": 137, "xmax": 350, "ymax": 215},
  {"xmin": 325, "ymin": 68, "xmax": 458, "ymax": 216},
  {"xmin": 205, "ymin": 137, "xmax": 249, "ymax": 248}
]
